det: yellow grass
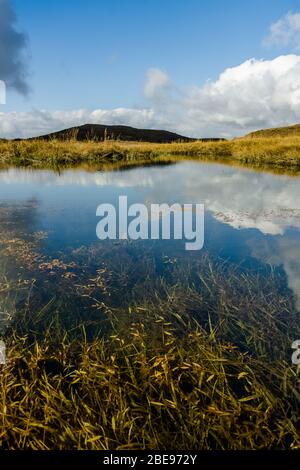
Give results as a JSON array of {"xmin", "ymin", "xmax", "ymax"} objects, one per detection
[{"xmin": 1, "ymin": 136, "xmax": 300, "ymax": 172}]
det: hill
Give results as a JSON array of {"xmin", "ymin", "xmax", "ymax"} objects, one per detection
[
  {"xmin": 27, "ymin": 124, "xmax": 227, "ymax": 143},
  {"xmin": 246, "ymin": 123, "xmax": 300, "ymax": 138},
  {"xmin": 31, "ymin": 124, "xmax": 195, "ymax": 143}
]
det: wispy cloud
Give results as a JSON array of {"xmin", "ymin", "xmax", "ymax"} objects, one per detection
[
  {"xmin": 0, "ymin": 0, "xmax": 29, "ymax": 95},
  {"xmin": 144, "ymin": 68, "xmax": 171, "ymax": 100},
  {"xmin": 263, "ymin": 12, "xmax": 300, "ymax": 50}
]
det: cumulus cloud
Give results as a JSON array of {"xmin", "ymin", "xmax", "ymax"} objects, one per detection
[
  {"xmin": 183, "ymin": 54, "xmax": 300, "ymax": 136},
  {"xmin": 0, "ymin": 0, "xmax": 29, "ymax": 95},
  {"xmin": 2, "ymin": 55, "xmax": 300, "ymax": 138},
  {"xmin": 263, "ymin": 12, "xmax": 300, "ymax": 50}
]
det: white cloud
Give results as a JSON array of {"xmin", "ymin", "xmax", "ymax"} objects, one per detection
[
  {"xmin": 184, "ymin": 54, "xmax": 300, "ymax": 136},
  {"xmin": 2, "ymin": 55, "xmax": 300, "ymax": 138},
  {"xmin": 264, "ymin": 12, "xmax": 300, "ymax": 50}
]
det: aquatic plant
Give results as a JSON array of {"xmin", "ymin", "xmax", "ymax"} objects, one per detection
[{"xmin": 0, "ymin": 196, "xmax": 299, "ymax": 450}]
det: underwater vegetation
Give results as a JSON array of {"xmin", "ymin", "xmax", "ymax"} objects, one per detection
[{"xmin": 0, "ymin": 202, "xmax": 299, "ymax": 450}]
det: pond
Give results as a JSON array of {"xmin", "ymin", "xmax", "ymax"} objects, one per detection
[
  {"xmin": 1, "ymin": 159, "xmax": 300, "ymax": 450},
  {"xmin": 0, "ymin": 160, "xmax": 299, "ymax": 343}
]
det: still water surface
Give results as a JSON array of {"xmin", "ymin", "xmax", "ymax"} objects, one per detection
[{"xmin": 0, "ymin": 161, "xmax": 300, "ymax": 331}]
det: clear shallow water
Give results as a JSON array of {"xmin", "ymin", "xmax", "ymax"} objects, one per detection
[{"xmin": 1, "ymin": 160, "xmax": 300, "ymax": 328}]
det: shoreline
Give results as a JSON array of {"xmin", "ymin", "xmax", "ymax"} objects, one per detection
[{"xmin": 1, "ymin": 137, "xmax": 300, "ymax": 174}]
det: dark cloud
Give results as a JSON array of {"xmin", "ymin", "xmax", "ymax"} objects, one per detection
[{"xmin": 0, "ymin": 0, "xmax": 29, "ymax": 95}]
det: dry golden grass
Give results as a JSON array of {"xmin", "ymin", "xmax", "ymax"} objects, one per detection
[
  {"xmin": 246, "ymin": 123, "xmax": 300, "ymax": 139},
  {"xmin": 1, "ymin": 136, "xmax": 300, "ymax": 172}
]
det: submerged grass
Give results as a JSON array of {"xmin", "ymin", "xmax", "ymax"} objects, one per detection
[
  {"xmin": 1, "ymin": 136, "xmax": 300, "ymax": 173},
  {"xmin": 0, "ymin": 178, "xmax": 299, "ymax": 450},
  {"xmin": 1, "ymin": 310, "xmax": 299, "ymax": 450},
  {"xmin": 1, "ymin": 276, "xmax": 300, "ymax": 450},
  {"xmin": 0, "ymin": 232, "xmax": 299, "ymax": 449}
]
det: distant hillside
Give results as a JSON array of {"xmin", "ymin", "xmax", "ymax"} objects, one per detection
[
  {"xmin": 28, "ymin": 124, "xmax": 225, "ymax": 143},
  {"xmin": 246, "ymin": 123, "xmax": 300, "ymax": 138},
  {"xmin": 31, "ymin": 124, "xmax": 195, "ymax": 143}
]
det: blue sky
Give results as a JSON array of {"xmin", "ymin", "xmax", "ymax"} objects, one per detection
[
  {"xmin": 9, "ymin": 0, "xmax": 299, "ymax": 111},
  {"xmin": 2, "ymin": 0, "xmax": 300, "ymax": 137}
]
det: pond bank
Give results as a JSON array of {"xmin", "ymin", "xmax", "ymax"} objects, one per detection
[{"xmin": 1, "ymin": 136, "xmax": 300, "ymax": 174}]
